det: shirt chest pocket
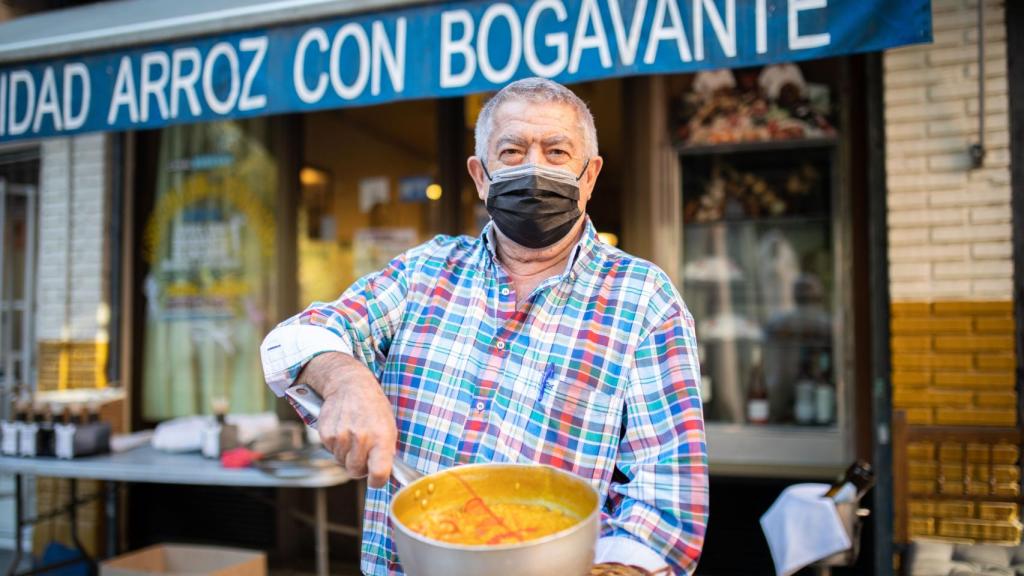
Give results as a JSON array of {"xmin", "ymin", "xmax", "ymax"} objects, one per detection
[{"xmin": 488, "ymin": 367, "xmax": 622, "ymax": 480}]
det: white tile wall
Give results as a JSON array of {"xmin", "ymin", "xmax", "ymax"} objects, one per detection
[{"xmin": 885, "ymin": 0, "xmax": 1013, "ymax": 301}]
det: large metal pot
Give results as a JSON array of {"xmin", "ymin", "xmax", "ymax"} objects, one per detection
[
  {"xmin": 284, "ymin": 384, "xmax": 600, "ymax": 576},
  {"xmin": 389, "ymin": 461, "xmax": 600, "ymax": 576}
]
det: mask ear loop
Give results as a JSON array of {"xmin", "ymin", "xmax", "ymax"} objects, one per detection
[
  {"xmin": 575, "ymin": 158, "xmax": 590, "ymax": 181},
  {"xmin": 481, "ymin": 161, "xmax": 493, "ymax": 182}
]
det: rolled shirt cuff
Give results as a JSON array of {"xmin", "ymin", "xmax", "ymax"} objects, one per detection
[
  {"xmin": 595, "ymin": 535, "xmax": 670, "ymax": 572},
  {"xmin": 260, "ymin": 324, "xmax": 354, "ymax": 396}
]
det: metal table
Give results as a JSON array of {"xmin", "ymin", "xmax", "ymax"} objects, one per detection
[{"xmin": 0, "ymin": 446, "xmax": 354, "ymax": 576}]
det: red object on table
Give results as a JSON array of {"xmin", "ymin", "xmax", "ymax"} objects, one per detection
[{"xmin": 221, "ymin": 447, "xmax": 262, "ymax": 468}]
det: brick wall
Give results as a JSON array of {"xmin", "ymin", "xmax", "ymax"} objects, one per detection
[
  {"xmin": 885, "ymin": 0, "xmax": 1020, "ymax": 546},
  {"xmin": 36, "ymin": 134, "xmax": 110, "ymax": 390},
  {"xmin": 892, "ymin": 301, "xmax": 1016, "ymax": 427},
  {"xmin": 885, "ymin": 0, "xmax": 1012, "ymax": 301}
]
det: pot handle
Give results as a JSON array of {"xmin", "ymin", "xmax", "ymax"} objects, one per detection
[
  {"xmin": 391, "ymin": 456, "xmax": 423, "ymax": 487},
  {"xmin": 284, "ymin": 383, "xmax": 423, "ymax": 486}
]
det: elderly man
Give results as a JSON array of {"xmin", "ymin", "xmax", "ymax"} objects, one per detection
[{"xmin": 261, "ymin": 77, "xmax": 708, "ymax": 575}]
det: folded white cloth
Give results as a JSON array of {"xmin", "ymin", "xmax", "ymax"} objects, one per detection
[
  {"xmin": 760, "ymin": 483, "xmax": 852, "ymax": 576},
  {"xmin": 153, "ymin": 413, "xmax": 280, "ymax": 453}
]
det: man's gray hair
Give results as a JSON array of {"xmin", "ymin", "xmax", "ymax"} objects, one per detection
[{"xmin": 474, "ymin": 77, "xmax": 599, "ymax": 163}]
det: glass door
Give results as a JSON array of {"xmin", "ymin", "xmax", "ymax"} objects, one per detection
[{"xmin": 139, "ymin": 119, "xmax": 279, "ymax": 420}]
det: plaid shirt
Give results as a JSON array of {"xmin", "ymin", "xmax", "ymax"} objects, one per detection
[{"xmin": 261, "ymin": 220, "xmax": 708, "ymax": 575}]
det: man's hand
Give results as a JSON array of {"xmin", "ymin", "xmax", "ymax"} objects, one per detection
[{"xmin": 299, "ymin": 352, "xmax": 397, "ymax": 488}]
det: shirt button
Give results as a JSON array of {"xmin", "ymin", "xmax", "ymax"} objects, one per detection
[
  {"xmin": 495, "ymin": 340, "xmax": 505, "ymax": 350},
  {"xmin": 500, "ymin": 287, "xmax": 510, "ymax": 296},
  {"xmin": 475, "ymin": 401, "xmax": 486, "ymax": 412}
]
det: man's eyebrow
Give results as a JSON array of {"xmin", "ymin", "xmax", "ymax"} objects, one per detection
[
  {"xmin": 541, "ymin": 135, "xmax": 576, "ymax": 149},
  {"xmin": 495, "ymin": 135, "xmax": 529, "ymax": 149}
]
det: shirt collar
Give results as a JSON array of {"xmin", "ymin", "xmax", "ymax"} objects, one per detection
[{"xmin": 480, "ymin": 216, "xmax": 602, "ymax": 280}]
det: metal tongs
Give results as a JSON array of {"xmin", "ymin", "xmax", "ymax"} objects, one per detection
[{"xmin": 284, "ymin": 383, "xmax": 423, "ymax": 486}]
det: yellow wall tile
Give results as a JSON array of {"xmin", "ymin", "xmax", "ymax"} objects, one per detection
[
  {"xmin": 932, "ymin": 371, "xmax": 1015, "ymax": 389},
  {"xmin": 892, "ymin": 302, "xmax": 932, "ymax": 317},
  {"xmin": 934, "ymin": 335, "xmax": 1015, "ymax": 352},
  {"xmin": 892, "ymin": 336, "xmax": 933, "ymax": 351},
  {"xmin": 908, "ymin": 500, "xmax": 937, "ymax": 516},
  {"xmin": 975, "ymin": 317, "xmax": 1015, "ymax": 333},
  {"xmin": 910, "ymin": 462, "xmax": 939, "ymax": 480},
  {"xmin": 932, "ymin": 301, "xmax": 1014, "ymax": 316},
  {"xmin": 907, "ymin": 442, "xmax": 936, "ymax": 460},
  {"xmin": 909, "ymin": 518, "xmax": 936, "ymax": 537},
  {"xmin": 991, "ymin": 445, "xmax": 1020, "ymax": 465},
  {"xmin": 895, "ymin": 353, "xmax": 974, "ymax": 370},
  {"xmin": 935, "ymin": 407, "xmax": 1017, "ymax": 427},
  {"xmin": 910, "ymin": 480, "xmax": 937, "ymax": 495},
  {"xmin": 975, "ymin": 353, "xmax": 1017, "ymax": 370},
  {"xmin": 975, "ymin": 391, "xmax": 1018, "ymax": 408},
  {"xmin": 905, "ymin": 407, "xmax": 935, "ymax": 425},
  {"xmin": 935, "ymin": 501, "xmax": 975, "ymax": 518},
  {"xmin": 978, "ymin": 503, "xmax": 1018, "ymax": 522},
  {"xmin": 893, "ymin": 371, "xmax": 932, "ymax": 387},
  {"xmin": 992, "ymin": 483, "xmax": 1021, "ymax": 498}
]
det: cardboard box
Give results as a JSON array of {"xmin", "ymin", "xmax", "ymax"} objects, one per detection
[{"xmin": 100, "ymin": 544, "xmax": 266, "ymax": 576}]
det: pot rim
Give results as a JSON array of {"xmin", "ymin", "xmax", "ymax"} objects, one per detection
[{"xmin": 389, "ymin": 462, "xmax": 601, "ymax": 552}]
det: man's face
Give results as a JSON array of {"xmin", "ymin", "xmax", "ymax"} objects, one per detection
[{"xmin": 468, "ymin": 99, "xmax": 603, "ymax": 217}]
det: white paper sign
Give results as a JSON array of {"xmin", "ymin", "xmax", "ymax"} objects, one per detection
[{"xmin": 359, "ymin": 176, "xmax": 390, "ymax": 213}]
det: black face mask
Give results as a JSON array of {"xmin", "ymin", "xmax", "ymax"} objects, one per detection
[{"xmin": 484, "ymin": 161, "xmax": 588, "ymax": 249}]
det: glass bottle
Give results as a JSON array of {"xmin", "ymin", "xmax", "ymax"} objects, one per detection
[
  {"xmin": 824, "ymin": 460, "xmax": 876, "ymax": 502},
  {"xmin": 794, "ymin": 352, "xmax": 816, "ymax": 425},
  {"xmin": 814, "ymin": 351, "xmax": 835, "ymax": 425},
  {"xmin": 746, "ymin": 347, "xmax": 769, "ymax": 425}
]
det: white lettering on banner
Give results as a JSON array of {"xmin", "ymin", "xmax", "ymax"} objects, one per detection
[
  {"xmin": 8, "ymin": 70, "xmax": 35, "ymax": 136},
  {"xmin": 371, "ymin": 19, "xmax": 407, "ymax": 95},
  {"xmin": 478, "ymin": 4, "xmax": 521, "ymax": 84},
  {"xmin": 524, "ymin": 0, "xmax": 568, "ymax": 78},
  {"xmin": 108, "ymin": 57, "xmax": 139, "ymax": 124},
  {"xmin": 140, "ymin": 52, "xmax": 170, "ymax": 122},
  {"xmin": 32, "ymin": 67, "xmax": 61, "ymax": 132},
  {"xmin": 755, "ymin": 0, "xmax": 768, "ymax": 54},
  {"xmin": 239, "ymin": 37, "xmax": 268, "ymax": 111},
  {"xmin": 63, "ymin": 63, "xmax": 90, "ymax": 130},
  {"xmin": 203, "ymin": 42, "xmax": 241, "ymax": 114},
  {"xmin": 294, "ymin": 28, "xmax": 329, "ymax": 103},
  {"xmin": 0, "ymin": 73, "xmax": 6, "ymax": 137},
  {"xmin": 440, "ymin": 9, "xmax": 476, "ymax": 88},
  {"xmin": 569, "ymin": 0, "xmax": 612, "ymax": 74},
  {"xmin": 170, "ymin": 48, "xmax": 202, "ymax": 118},
  {"xmin": 644, "ymin": 0, "xmax": 693, "ymax": 64},
  {"xmin": 607, "ymin": 0, "xmax": 647, "ymax": 67},
  {"xmin": 330, "ymin": 23, "xmax": 370, "ymax": 100},
  {"xmin": 694, "ymin": 0, "xmax": 736, "ymax": 60},
  {"xmin": 789, "ymin": 0, "xmax": 831, "ymax": 50}
]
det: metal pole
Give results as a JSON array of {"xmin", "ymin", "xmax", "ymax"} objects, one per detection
[
  {"xmin": 22, "ymin": 186, "xmax": 36, "ymax": 396},
  {"xmin": 315, "ymin": 486, "xmax": 328, "ymax": 576},
  {"xmin": 105, "ymin": 482, "xmax": 119, "ymax": 558},
  {"xmin": 6, "ymin": 474, "xmax": 23, "ymax": 576},
  {"xmin": 970, "ymin": 0, "xmax": 988, "ymax": 167},
  {"xmin": 0, "ymin": 180, "xmax": 9, "ymax": 417}
]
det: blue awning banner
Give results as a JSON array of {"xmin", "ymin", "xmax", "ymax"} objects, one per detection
[{"xmin": 0, "ymin": 0, "xmax": 931, "ymax": 142}]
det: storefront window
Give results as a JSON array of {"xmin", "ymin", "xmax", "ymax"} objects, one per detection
[
  {"xmin": 141, "ymin": 119, "xmax": 277, "ymax": 419},
  {"xmin": 298, "ymin": 101, "xmax": 445, "ymax": 305},
  {"xmin": 670, "ymin": 60, "xmax": 852, "ymax": 468}
]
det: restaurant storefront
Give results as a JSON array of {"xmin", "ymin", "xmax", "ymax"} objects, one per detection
[{"xmin": 8, "ymin": 1, "xmax": 1014, "ymax": 574}]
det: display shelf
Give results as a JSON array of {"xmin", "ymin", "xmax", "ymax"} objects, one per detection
[{"xmin": 676, "ymin": 137, "xmax": 838, "ymax": 156}]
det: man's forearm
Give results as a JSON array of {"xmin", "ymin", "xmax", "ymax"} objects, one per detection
[{"xmin": 297, "ymin": 351, "xmax": 368, "ymax": 396}]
